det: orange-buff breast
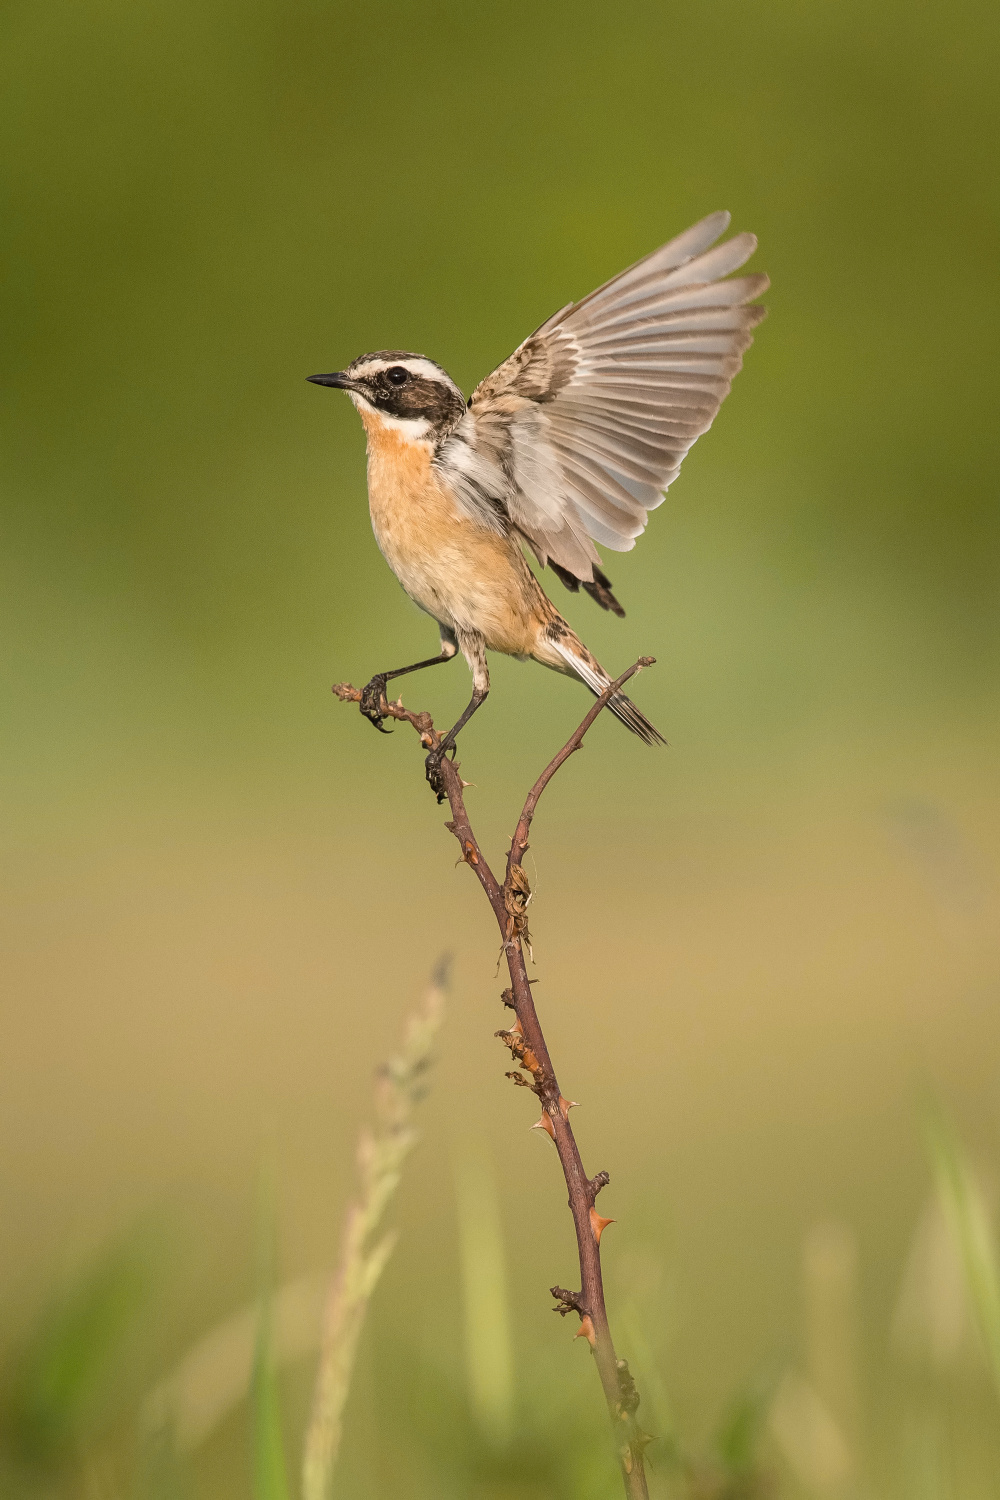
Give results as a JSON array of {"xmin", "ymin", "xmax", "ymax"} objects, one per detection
[{"xmin": 360, "ymin": 413, "xmax": 546, "ymax": 657}]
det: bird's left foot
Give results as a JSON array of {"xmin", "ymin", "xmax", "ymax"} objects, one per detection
[
  {"xmin": 359, "ymin": 674, "xmax": 392, "ymax": 733},
  {"xmin": 424, "ymin": 740, "xmax": 456, "ymax": 802}
]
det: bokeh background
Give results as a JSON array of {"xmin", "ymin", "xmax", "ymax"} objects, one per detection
[{"xmin": 2, "ymin": 0, "xmax": 998, "ymax": 1495}]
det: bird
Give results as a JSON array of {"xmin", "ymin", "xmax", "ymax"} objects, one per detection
[{"xmin": 308, "ymin": 211, "xmax": 768, "ymax": 789}]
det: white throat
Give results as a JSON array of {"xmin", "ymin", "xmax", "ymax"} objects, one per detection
[{"xmin": 350, "ymin": 392, "xmax": 432, "ymax": 444}]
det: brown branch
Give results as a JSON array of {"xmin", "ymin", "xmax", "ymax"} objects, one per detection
[
  {"xmin": 507, "ymin": 657, "xmax": 655, "ymax": 886},
  {"xmin": 334, "ymin": 663, "xmax": 656, "ymax": 1498}
]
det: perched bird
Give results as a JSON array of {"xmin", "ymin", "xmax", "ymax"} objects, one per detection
[{"xmin": 309, "ymin": 211, "xmax": 767, "ymax": 784}]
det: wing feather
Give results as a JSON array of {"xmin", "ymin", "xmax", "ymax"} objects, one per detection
[
  {"xmin": 535, "ymin": 211, "xmax": 734, "ymax": 332},
  {"xmin": 549, "ymin": 423, "xmax": 674, "ymax": 476},
  {"xmin": 445, "ymin": 213, "xmax": 768, "ymax": 587},
  {"xmin": 553, "ymin": 396, "xmax": 721, "ymax": 428},
  {"xmin": 548, "ymin": 445, "xmax": 652, "ymax": 520}
]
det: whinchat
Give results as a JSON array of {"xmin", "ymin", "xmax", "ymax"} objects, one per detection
[{"xmin": 309, "ymin": 212, "xmax": 767, "ymax": 782}]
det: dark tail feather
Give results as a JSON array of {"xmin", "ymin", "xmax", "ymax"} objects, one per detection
[
  {"xmin": 549, "ymin": 561, "xmax": 626, "ymax": 618},
  {"xmin": 606, "ymin": 689, "xmax": 666, "ymax": 746},
  {"xmin": 546, "ymin": 627, "xmax": 665, "ymax": 746},
  {"xmin": 582, "ymin": 566, "xmax": 626, "ymax": 618}
]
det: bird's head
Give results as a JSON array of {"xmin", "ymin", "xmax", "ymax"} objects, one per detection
[{"xmin": 307, "ymin": 352, "xmax": 465, "ymax": 443}]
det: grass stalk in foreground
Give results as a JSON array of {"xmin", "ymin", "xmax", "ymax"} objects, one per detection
[
  {"xmin": 251, "ymin": 1169, "xmax": 291, "ymax": 1500},
  {"xmin": 924, "ymin": 1101, "xmax": 1000, "ymax": 1407},
  {"xmin": 453, "ymin": 1145, "xmax": 516, "ymax": 1449},
  {"xmin": 301, "ymin": 961, "xmax": 448, "ymax": 1500}
]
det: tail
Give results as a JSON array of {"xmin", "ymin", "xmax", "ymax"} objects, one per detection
[{"xmin": 543, "ymin": 625, "xmax": 666, "ymax": 747}]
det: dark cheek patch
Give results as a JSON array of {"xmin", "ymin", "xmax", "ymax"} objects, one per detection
[{"xmin": 372, "ymin": 376, "xmax": 465, "ymax": 431}]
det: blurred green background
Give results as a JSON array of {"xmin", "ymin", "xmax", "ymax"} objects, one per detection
[{"xmin": 2, "ymin": 0, "xmax": 999, "ymax": 1494}]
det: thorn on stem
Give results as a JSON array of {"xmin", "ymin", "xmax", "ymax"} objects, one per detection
[
  {"xmin": 574, "ymin": 1314, "xmax": 597, "ymax": 1348},
  {"xmin": 590, "ymin": 1207, "xmax": 615, "ymax": 1245},
  {"xmin": 558, "ymin": 1096, "xmax": 578, "ymax": 1120},
  {"xmin": 531, "ymin": 1112, "xmax": 556, "ymax": 1141}
]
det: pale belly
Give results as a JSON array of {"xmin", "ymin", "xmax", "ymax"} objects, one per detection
[{"xmin": 363, "ymin": 419, "xmax": 545, "ymax": 658}]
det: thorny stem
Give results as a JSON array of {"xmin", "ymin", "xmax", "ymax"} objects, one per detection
[{"xmin": 333, "ymin": 662, "xmax": 656, "ymax": 1499}]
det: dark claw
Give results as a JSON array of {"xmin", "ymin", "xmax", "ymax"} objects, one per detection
[{"xmin": 359, "ymin": 674, "xmax": 392, "ymax": 734}]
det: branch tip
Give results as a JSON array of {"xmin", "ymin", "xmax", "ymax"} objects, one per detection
[
  {"xmin": 550, "ymin": 1285, "xmax": 587, "ymax": 1317},
  {"xmin": 589, "ymin": 1170, "xmax": 611, "ymax": 1201}
]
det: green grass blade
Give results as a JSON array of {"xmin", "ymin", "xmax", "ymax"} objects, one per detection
[
  {"xmin": 251, "ymin": 1343, "xmax": 291, "ymax": 1500},
  {"xmin": 713, "ymin": 1365, "xmax": 779, "ymax": 1477},
  {"xmin": 924, "ymin": 1101, "xmax": 1000, "ymax": 1406},
  {"xmin": 452, "ymin": 1144, "xmax": 515, "ymax": 1449},
  {"xmin": 1, "ymin": 1234, "xmax": 152, "ymax": 1466},
  {"xmin": 251, "ymin": 1169, "xmax": 290, "ymax": 1500}
]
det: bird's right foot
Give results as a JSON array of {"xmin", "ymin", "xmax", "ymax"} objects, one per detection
[
  {"xmin": 424, "ymin": 741, "xmax": 455, "ymax": 802},
  {"xmin": 359, "ymin": 674, "xmax": 392, "ymax": 733}
]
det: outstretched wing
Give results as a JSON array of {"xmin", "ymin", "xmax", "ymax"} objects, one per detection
[{"xmin": 444, "ymin": 212, "xmax": 768, "ymax": 600}]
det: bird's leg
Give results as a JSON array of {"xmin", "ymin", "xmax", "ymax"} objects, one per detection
[
  {"xmin": 359, "ymin": 635, "xmax": 457, "ymax": 733},
  {"xmin": 424, "ymin": 688, "xmax": 489, "ymax": 800},
  {"xmin": 425, "ymin": 631, "xmax": 490, "ymax": 800}
]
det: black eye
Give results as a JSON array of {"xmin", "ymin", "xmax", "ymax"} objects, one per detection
[{"xmin": 386, "ymin": 366, "xmax": 409, "ymax": 385}]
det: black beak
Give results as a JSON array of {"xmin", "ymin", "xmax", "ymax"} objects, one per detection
[{"xmin": 307, "ymin": 371, "xmax": 355, "ymax": 389}]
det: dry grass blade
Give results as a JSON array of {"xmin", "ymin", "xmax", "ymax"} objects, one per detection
[{"xmin": 301, "ymin": 959, "xmax": 449, "ymax": 1500}]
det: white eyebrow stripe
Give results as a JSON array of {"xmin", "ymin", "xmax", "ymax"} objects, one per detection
[{"xmin": 351, "ymin": 356, "xmax": 452, "ymax": 385}]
